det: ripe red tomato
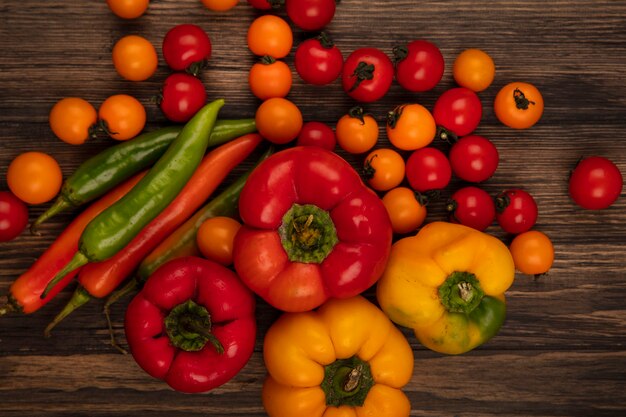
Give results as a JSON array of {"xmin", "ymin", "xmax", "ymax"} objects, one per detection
[
  {"xmin": 286, "ymin": 0, "xmax": 336, "ymax": 31},
  {"xmin": 449, "ymin": 135, "xmax": 499, "ymax": 182},
  {"xmin": 294, "ymin": 33, "xmax": 343, "ymax": 86},
  {"xmin": 433, "ymin": 87, "xmax": 482, "ymax": 140},
  {"xmin": 447, "ymin": 186, "xmax": 495, "ymax": 231},
  {"xmin": 0, "ymin": 191, "xmax": 29, "ymax": 242},
  {"xmin": 159, "ymin": 73, "xmax": 207, "ymax": 123},
  {"xmin": 342, "ymin": 47, "xmax": 394, "ymax": 103},
  {"xmin": 405, "ymin": 147, "xmax": 452, "ymax": 193},
  {"xmin": 495, "ymin": 189, "xmax": 538, "ymax": 234},
  {"xmin": 393, "ymin": 39, "xmax": 444, "ymax": 92},
  {"xmin": 162, "ymin": 24, "xmax": 212, "ymax": 74},
  {"xmin": 569, "ymin": 156, "xmax": 622, "ymax": 209},
  {"xmin": 296, "ymin": 121, "xmax": 336, "ymax": 150},
  {"xmin": 247, "ymin": 0, "xmax": 280, "ymax": 8}
]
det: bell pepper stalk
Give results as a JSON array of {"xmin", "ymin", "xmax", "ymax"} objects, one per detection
[
  {"xmin": 262, "ymin": 296, "xmax": 413, "ymax": 417},
  {"xmin": 376, "ymin": 221, "xmax": 515, "ymax": 355},
  {"xmin": 233, "ymin": 146, "xmax": 393, "ymax": 312},
  {"xmin": 124, "ymin": 256, "xmax": 256, "ymax": 393}
]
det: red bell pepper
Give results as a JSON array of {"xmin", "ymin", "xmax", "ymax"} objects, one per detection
[
  {"xmin": 124, "ymin": 256, "xmax": 256, "ymax": 393},
  {"xmin": 233, "ymin": 146, "xmax": 393, "ymax": 312}
]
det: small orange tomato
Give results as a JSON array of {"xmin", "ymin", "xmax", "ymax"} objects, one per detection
[
  {"xmin": 382, "ymin": 186, "xmax": 427, "ymax": 235},
  {"xmin": 255, "ymin": 97, "xmax": 303, "ymax": 144},
  {"xmin": 201, "ymin": 0, "xmax": 239, "ymax": 11},
  {"xmin": 494, "ymin": 82, "xmax": 544, "ymax": 129},
  {"xmin": 106, "ymin": 0, "xmax": 150, "ymax": 19},
  {"xmin": 249, "ymin": 56, "xmax": 292, "ymax": 100},
  {"xmin": 196, "ymin": 216, "xmax": 242, "ymax": 266},
  {"xmin": 112, "ymin": 35, "xmax": 158, "ymax": 81},
  {"xmin": 386, "ymin": 103, "xmax": 436, "ymax": 151},
  {"xmin": 247, "ymin": 15, "xmax": 293, "ymax": 58},
  {"xmin": 49, "ymin": 97, "xmax": 97, "ymax": 145},
  {"xmin": 509, "ymin": 230, "xmax": 554, "ymax": 275},
  {"xmin": 453, "ymin": 48, "xmax": 496, "ymax": 92},
  {"xmin": 7, "ymin": 152, "xmax": 63, "ymax": 205},
  {"xmin": 98, "ymin": 94, "xmax": 146, "ymax": 141},
  {"xmin": 336, "ymin": 107, "xmax": 379, "ymax": 154},
  {"xmin": 363, "ymin": 148, "xmax": 405, "ymax": 192}
]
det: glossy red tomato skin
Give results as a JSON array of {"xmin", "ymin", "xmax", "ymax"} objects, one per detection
[
  {"xmin": 449, "ymin": 135, "xmax": 499, "ymax": 182},
  {"xmin": 159, "ymin": 73, "xmax": 207, "ymax": 123},
  {"xmin": 294, "ymin": 37, "xmax": 343, "ymax": 86},
  {"xmin": 247, "ymin": 0, "xmax": 274, "ymax": 9},
  {"xmin": 162, "ymin": 24, "xmax": 212, "ymax": 72},
  {"xmin": 0, "ymin": 191, "xmax": 29, "ymax": 242},
  {"xmin": 405, "ymin": 147, "xmax": 452, "ymax": 193},
  {"xmin": 286, "ymin": 0, "xmax": 336, "ymax": 31},
  {"xmin": 569, "ymin": 156, "xmax": 623, "ymax": 210},
  {"xmin": 433, "ymin": 87, "xmax": 483, "ymax": 138},
  {"xmin": 394, "ymin": 40, "xmax": 445, "ymax": 92},
  {"xmin": 296, "ymin": 121, "xmax": 336, "ymax": 150},
  {"xmin": 341, "ymin": 48, "xmax": 394, "ymax": 103},
  {"xmin": 495, "ymin": 189, "xmax": 538, "ymax": 234},
  {"xmin": 448, "ymin": 186, "xmax": 495, "ymax": 231}
]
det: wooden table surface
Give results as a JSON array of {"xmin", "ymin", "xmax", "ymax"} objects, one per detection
[{"xmin": 1, "ymin": 1, "xmax": 625, "ymax": 416}]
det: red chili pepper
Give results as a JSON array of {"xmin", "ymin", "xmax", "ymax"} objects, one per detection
[
  {"xmin": 0, "ymin": 173, "xmax": 144, "ymax": 317},
  {"xmin": 43, "ymin": 134, "xmax": 262, "ymax": 336},
  {"xmin": 124, "ymin": 256, "xmax": 256, "ymax": 393},
  {"xmin": 233, "ymin": 146, "xmax": 393, "ymax": 313}
]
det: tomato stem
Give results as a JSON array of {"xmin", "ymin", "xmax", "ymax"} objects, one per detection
[
  {"xmin": 513, "ymin": 88, "xmax": 535, "ymax": 110},
  {"xmin": 392, "ymin": 45, "xmax": 408, "ymax": 64},
  {"xmin": 387, "ymin": 105, "xmax": 404, "ymax": 129},
  {"xmin": 348, "ymin": 61, "xmax": 375, "ymax": 92},
  {"xmin": 436, "ymin": 126, "xmax": 458, "ymax": 144},
  {"xmin": 317, "ymin": 32, "xmax": 335, "ymax": 49},
  {"xmin": 348, "ymin": 106, "xmax": 366, "ymax": 124},
  {"xmin": 362, "ymin": 153, "xmax": 378, "ymax": 180}
]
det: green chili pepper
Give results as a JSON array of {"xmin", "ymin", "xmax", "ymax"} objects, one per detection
[
  {"xmin": 31, "ymin": 118, "xmax": 256, "ymax": 232},
  {"xmin": 41, "ymin": 99, "xmax": 226, "ymax": 299}
]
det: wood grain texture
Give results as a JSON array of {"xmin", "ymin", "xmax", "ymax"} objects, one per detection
[{"xmin": 1, "ymin": 1, "xmax": 625, "ymax": 416}]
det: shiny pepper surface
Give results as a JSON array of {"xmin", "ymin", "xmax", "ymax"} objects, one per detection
[
  {"xmin": 262, "ymin": 296, "xmax": 413, "ymax": 417},
  {"xmin": 233, "ymin": 146, "xmax": 392, "ymax": 312},
  {"xmin": 377, "ymin": 221, "xmax": 515, "ymax": 354}
]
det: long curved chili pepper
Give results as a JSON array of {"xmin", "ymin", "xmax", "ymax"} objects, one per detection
[
  {"xmin": 0, "ymin": 172, "xmax": 145, "ymax": 316},
  {"xmin": 31, "ymin": 118, "xmax": 256, "ymax": 232},
  {"xmin": 44, "ymin": 134, "xmax": 263, "ymax": 338},
  {"xmin": 41, "ymin": 99, "xmax": 225, "ymax": 298}
]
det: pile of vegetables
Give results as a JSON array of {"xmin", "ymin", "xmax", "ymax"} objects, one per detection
[{"xmin": 0, "ymin": 1, "xmax": 623, "ymax": 416}]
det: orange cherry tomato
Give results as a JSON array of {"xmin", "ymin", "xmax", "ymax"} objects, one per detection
[
  {"xmin": 453, "ymin": 48, "xmax": 496, "ymax": 92},
  {"xmin": 255, "ymin": 97, "xmax": 303, "ymax": 144},
  {"xmin": 249, "ymin": 57, "xmax": 292, "ymax": 100},
  {"xmin": 335, "ymin": 107, "xmax": 379, "ymax": 154},
  {"xmin": 106, "ymin": 0, "xmax": 149, "ymax": 19},
  {"xmin": 363, "ymin": 148, "xmax": 405, "ymax": 192},
  {"xmin": 112, "ymin": 35, "xmax": 158, "ymax": 82},
  {"xmin": 7, "ymin": 152, "xmax": 63, "ymax": 205},
  {"xmin": 494, "ymin": 82, "xmax": 544, "ymax": 129},
  {"xmin": 201, "ymin": 0, "xmax": 239, "ymax": 11},
  {"xmin": 98, "ymin": 94, "xmax": 146, "ymax": 141},
  {"xmin": 386, "ymin": 103, "xmax": 436, "ymax": 151},
  {"xmin": 510, "ymin": 230, "xmax": 555, "ymax": 275},
  {"xmin": 382, "ymin": 186, "xmax": 427, "ymax": 235},
  {"xmin": 196, "ymin": 216, "xmax": 242, "ymax": 266},
  {"xmin": 49, "ymin": 97, "xmax": 97, "ymax": 145},
  {"xmin": 247, "ymin": 15, "xmax": 293, "ymax": 58}
]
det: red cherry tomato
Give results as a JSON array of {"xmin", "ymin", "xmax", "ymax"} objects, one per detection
[
  {"xmin": 286, "ymin": 0, "xmax": 336, "ymax": 31},
  {"xmin": 342, "ymin": 47, "xmax": 394, "ymax": 103},
  {"xmin": 294, "ymin": 33, "xmax": 343, "ymax": 86},
  {"xmin": 447, "ymin": 186, "xmax": 495, "ymax": 231},
  {"xmin": 569, "ymin": 156, "xmax": 623, "ymax": 209},
  {"xmin": 433, "ymin": 87, "xmax": 482, "ymax": 140},
  {"xmin": 495, "ymin": 189, "xmax": 538, "ymax": 234},
  {"xmin": 296, "ymin": 121, "xmax": 336, "ymax": 150},
  {"xmin": 449, "ymin": 135, "xmax": 499, "ymax": 183},
  {"xmin": 405, "ymin": 147, "xmax": 452, "ymax": 193},
  {"xmin": 162, "ymin": 24, "xmax": 212, "ymax": 74},
  {"xmin": 247, "ymin": 0, "xmax": 278, "ymax": 9},
  {"xmin": 393, "ymin": 40, "xmax": 444, "ymax": 92},
  {"xmin": 0, "ymin": 191, "xmax": 29, "ymax": 242},
  {"xmin": 159, "ymin": 73, "xmax": 207, "ymax": 123}
]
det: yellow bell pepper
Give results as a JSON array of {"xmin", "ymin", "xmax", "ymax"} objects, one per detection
[
  {"xmin": 376, "ymin": 221, "xmax": 515, "ymax": 355},
  {"xmin": 262, "ymin": 296, "xmax": 413, "ymax": 417}
]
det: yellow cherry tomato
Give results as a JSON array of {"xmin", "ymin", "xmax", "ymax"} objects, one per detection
[
  {"xmin": 106, "ymin": 0, "xmax": 149, "ymax": 19},
  {"xmin": 386, "ymin": 103, "xmax": 436, "ymax": 151},
  {"xmin": 196, "ymin": 216, "xmax": 242, "ymax": 266},
  {"xmin": 382, "ymin": 187, "xmax": 427, "ymax": 235},
  {"xmin": 112, "ymin": 35, "xmax": 158, "ymax": 81},
  {"xmin": 49, "ymin": 97, "xmax": 97, "ymax": 145},
  {"xmin": 336, "ymin": 107, "xmax": 379, "ymax": 154},
  {"xmin": 255, "ymin": 97, "xmax": 303, "ymax": 144},
  {"xmin": 247, "ymin": 15, "xmax": 293, "ymax": 58},
  {"xmin": 510, "ymin": 230, "xmax": 555, "ymax": 275},
  {"xmin": 494, "ymin": 82, "xmax": 544, "ymax": 129},
  {"xmin": 363, "ymin": 148, "xmax": 405, "ymax": 192},
  {"xmin": 98, "ymin": 94, "xmax": 146, "ymax": 141},
  {"xmin": 7, "ymin": 152, "xmax": 63, "ymax": 205},
  {"xmin": 249, "ymin": 57, "xmax": 292, "ymax": 100},
  {"xmin": 453, "ymin": 48, "xmax": 496, "ymax": 92},
  {"xmin": 201, "ymin": 0, "xmax": 239, "ymax": 11}
]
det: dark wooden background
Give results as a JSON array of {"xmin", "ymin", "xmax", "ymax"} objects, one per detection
[{"xmin": 1, "ymin": 1, "xmax": 625, "ymax": 416}]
